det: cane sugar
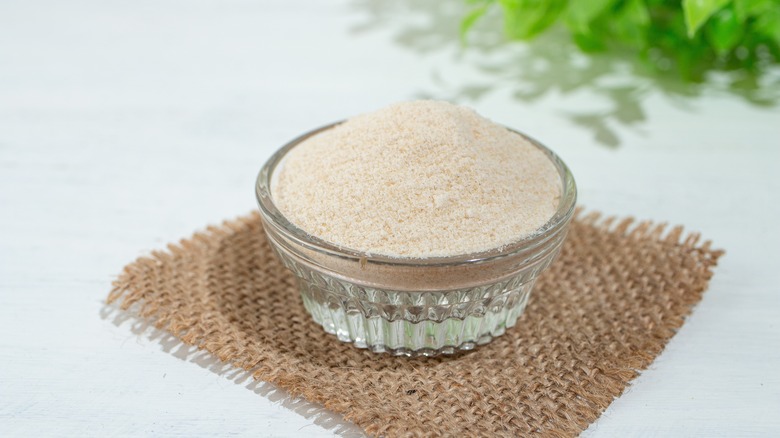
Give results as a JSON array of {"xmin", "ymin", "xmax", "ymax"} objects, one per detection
[{"xmin": 272, "ymin": 101, "xmax": 561, "ymax": 258}]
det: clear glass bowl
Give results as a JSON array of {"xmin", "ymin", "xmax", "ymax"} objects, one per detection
[{"xmin": 255, "ymin": 123, "xmax": 577, "ymax": 357}]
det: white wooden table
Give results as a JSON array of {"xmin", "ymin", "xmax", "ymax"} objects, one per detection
[{"xmin": 2, "ymin": 1, "xmax": 779, "ymax": 436}]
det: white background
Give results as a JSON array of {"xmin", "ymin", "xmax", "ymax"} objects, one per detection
[{"xmin": 2, "ymin": 1, "xmax": 779, "ymax": 436}]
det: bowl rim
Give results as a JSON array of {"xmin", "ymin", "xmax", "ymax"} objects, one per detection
[{"xmin": 255, "ymin": 121, "xmax": 577, "ymax": 267}]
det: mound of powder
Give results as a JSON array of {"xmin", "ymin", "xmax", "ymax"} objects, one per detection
[{"xmin": 272, "ymin": 101, "xmax": 561, "ymax": 258}]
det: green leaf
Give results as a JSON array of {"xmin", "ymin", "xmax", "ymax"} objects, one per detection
[
  {"xmin": 566, "ymin": 0, "xmax": 616, "ymax": 33},
  {"xmin": 463, "ymin": 0, "xmax": 780, "ymax": 82},
  {"xmin": 611, "ymin": 0, "xmax": 651, "ymax": 49},
  {"xmin": 683, "ymin": 0, "xmax": 732, "ymax": 37},
  {"xmin": 460, "ymin": 4, "xmax": 491, "ymax": 43},
  {"xmin": 753, "ymin": 8, "xmax": 780, "ymax": 45},
  {"xmin": 733, "ymin": 0, "xmax": 776, "ymax": 22},
  {"xmin": 622, "ymin": 0, "xmax": 651, "ymax": 26},
  {"xmin": 572, "ymin": 31, "xmax": 608, "ymax": 52},
  {"xmin": 499, "ymin": 0, "xmax": 567, "ymax": 40},
  {"xmin": 705, "ymin": 6, "xmax": 744, "ymax": 54}
]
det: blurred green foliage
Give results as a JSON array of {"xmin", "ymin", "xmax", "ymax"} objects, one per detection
[{"xmin": 462, "ymin": 0, "xmax": 780, "ymax": 82}]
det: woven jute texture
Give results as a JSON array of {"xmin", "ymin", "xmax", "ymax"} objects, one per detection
[{"xmin": 107, "ymin": 210, "xmax": 722, "ymax": 437}]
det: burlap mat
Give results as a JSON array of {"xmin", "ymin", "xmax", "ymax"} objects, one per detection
[{"xmin": 107, "ymin": 210, "xmax": 722, "ymax": 437}]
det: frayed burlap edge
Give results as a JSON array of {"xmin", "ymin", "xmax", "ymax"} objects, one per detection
[{"xmin": 106, "ymin": 208, "xmax": 723, "ymax": 437}]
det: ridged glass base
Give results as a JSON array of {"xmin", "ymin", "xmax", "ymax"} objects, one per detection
[
  {"xmin": 297, "ymin": 273, "xmax": 535, "ymax": 356},
  {"xmin": 256, "ymin": 120, "xmax": 576, "ymax": 357}
]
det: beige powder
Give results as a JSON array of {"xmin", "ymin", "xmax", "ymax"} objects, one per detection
[{"xmin": 272, "ymin": 100, "xmax": 561, "ymax": 258}]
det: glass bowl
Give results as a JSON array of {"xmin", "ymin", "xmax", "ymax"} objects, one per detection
[{"xmin": 255, "ymin": 122, "xmax": 577, "ymax": 357}]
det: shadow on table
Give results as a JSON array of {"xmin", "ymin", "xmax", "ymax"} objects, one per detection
[
  {"xmin": 349, "ymin": 0, "xmax": 780, "ymax": 148},
  {"xmin": 100, "ymin": 305, "xmax": 367, "ymax": 438}
]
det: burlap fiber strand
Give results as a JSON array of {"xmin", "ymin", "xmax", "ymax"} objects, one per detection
[{"xmin": 107, "ymin": 210, "xmax": 723, "ymax": 437}]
